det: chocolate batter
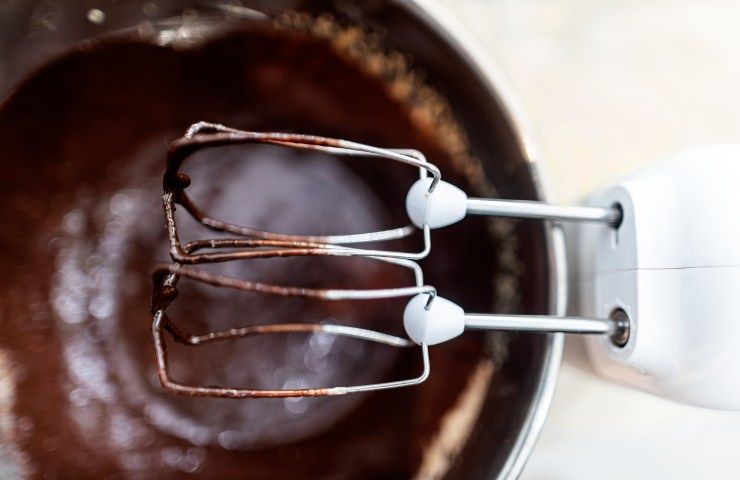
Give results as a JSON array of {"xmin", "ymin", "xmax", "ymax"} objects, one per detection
[{"xmin": 0, "ymin": 17, "xmax": 501, "ymax": 479}]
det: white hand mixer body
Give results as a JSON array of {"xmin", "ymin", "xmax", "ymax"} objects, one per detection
[{"xmin": 403, "ymin": 144, "xmax": 740, "ymax": 410}]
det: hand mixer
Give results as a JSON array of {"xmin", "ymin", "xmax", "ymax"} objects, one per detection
[{"xmin": 152, "ymin": 122, "xmax": 740, "ymax": 409}]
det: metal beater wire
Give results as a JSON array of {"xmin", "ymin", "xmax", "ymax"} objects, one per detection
[
  {"xmin": 151, "ymin": 255, "xmax": 433, "ymax": 398},
  {"xmin": 164, "ymin": 122, "xmax": 439, "ymax": 263}
]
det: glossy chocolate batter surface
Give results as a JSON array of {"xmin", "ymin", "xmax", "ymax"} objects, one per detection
[{"xmin": 0, "ymin": 21, "xmax": 500, "ymax": 479}]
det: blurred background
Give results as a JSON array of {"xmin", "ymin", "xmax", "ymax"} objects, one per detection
[{"xmin": 436, "ymin": 0, "xmax": 740, "ymax": 478}]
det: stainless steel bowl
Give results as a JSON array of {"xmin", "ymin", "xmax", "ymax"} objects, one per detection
[{"xmin": 0, "ymin": 1, "xmax": 565, "ymax": 478}]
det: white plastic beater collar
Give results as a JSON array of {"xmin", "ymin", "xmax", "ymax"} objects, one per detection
[
  {"xmin": 403, "ymin": 293, "xmax": 465, "ymax": 345},
  {"xmin": 406, "ymin": 178, "xmax": 468, "ymax": 229}
]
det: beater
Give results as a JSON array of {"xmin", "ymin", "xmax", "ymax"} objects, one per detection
[
  {"xmin": 150, "ymin": 256, "xmax": 434, "ymax": 398},
  {"xmin": 152, "ymin": 123, "xmax": 740, "ymax": 409},
  {"xmin": 162, "ymin": 122, "xmax": 438, "ymax": 263}
]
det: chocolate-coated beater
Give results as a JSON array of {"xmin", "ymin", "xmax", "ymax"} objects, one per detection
[
  {"xmin": 150, "ymin": 123, "xmax": 628, "ymax": 399},
  {"xmin": 150, "ymin": 255, "xmax": 434, "ymax": 398},
  {"xmin": 162, "ymin": 121, "xmax": 438, "ymax": 263}
]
